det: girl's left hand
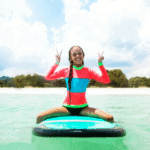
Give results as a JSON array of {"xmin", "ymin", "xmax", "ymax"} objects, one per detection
[
  {"xmin": 98, "ymin": 51, "xmax": 104, "ymax": 62},
  {"xmin": 56, "ymin": 49, "xmax": 63, "ymax": 63}
]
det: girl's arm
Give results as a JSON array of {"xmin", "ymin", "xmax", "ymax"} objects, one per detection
[
  {"xmin": 89, "ymin": 62, "xmax": 111, "ymax": 84},
  {"xmin": 45, "ymin": 62, "xmax": 65, "ymax": 80}
]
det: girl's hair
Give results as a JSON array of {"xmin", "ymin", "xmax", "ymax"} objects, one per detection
[{"xmin": 68, "ymin": 46, "xmax": 85, "ymax": 104}]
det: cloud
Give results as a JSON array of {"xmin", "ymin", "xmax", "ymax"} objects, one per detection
[
  {"xmin": 0, "ymin": 46, "xmax": 14, "ymax": 71},
  {"xmin": 0, "ymin": 0, "xmax": 32, "ymax": 19},
  {"xmin": 1, "ymin": 0, "xmax": 150, "ymax": 79},
  {"xmin": 51, "ymin": 0, "xmax": 150, "ymax": 78},
  {"xmin": 0, "ymin": 0, "xmax": 56, "ymax": 77},
  {"xmin": 127, "ymin": 54, "xmax": 150, "ymax": 78}
]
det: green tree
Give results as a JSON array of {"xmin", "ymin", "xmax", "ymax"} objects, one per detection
[
  {"xmin": 88, "ymin": 79, "xmax": 96, "ymax": 87},
  {"xmin": 6, "ymin": 78, "xmax": 14, "ymax": 87},
  {"xmin": 44, "ymin": 83, "xmax": 54, "ymax": 87},
  {"xmin": 52, "ymin": 79, "xmax": 66, "ymax": 87},
  {"xmin": 0, "ymin": 80, "xmax": 4, "ymax": 87},
  {"xmin": 108, "ymin": 69, "xmax": 128, "ymax": 87},
  {"xmin": 25, "ymin": 74, "xmax": 32, "ymax": 86},
  {"xmin": 13, "ymin": 75, "xmax": 26, "ymax": 88},
  {"xmin": 30, "ymin": 74, "xmax": 44, "ymax": 87},
  {"xmin": 128, "ymin": 77, "xmax": 148, "ymax": 87},
  {"xmin": 146, "ymin": 78, "xmax": 150, "ymax": 87},
  {"xmin": 57, "ymin": 79, "xmax": 66, "ymax": 87},
  {"xmin": 141, "ymin": 77, "xmax": 148, "ymax": 87}
]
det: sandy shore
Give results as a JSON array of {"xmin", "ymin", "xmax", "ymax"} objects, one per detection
[{"xmin": 0, "ymin": 88, "xmax": 150, "ymax": 95}]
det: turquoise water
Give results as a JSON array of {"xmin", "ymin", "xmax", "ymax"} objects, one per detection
[{"xmin": 0, "ymin": 93, "xmax": 150, "ymax": 150}]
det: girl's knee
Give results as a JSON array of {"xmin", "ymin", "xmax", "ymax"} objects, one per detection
[
  {"xmin": 36, "ymin": 113, "xmax": 44, "ymax": 124},
  {"xmin": 37, "ymin": 113, "xmax": 43, "ymax": 119},
  {"xmin": 106, "ymin": 115, "xmax": 114, "ymax": 122}
]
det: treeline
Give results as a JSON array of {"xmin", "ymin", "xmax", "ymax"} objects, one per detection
[{"xmin": 0, "ymin": 69, "xmax": 150, "ymax": 88}]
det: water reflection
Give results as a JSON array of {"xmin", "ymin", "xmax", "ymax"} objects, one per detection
[{"xmin": 31, "ymin": 134, "xmax": 129, "ymax": 150}]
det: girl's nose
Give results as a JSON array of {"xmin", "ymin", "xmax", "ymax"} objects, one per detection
[{"xmin": 76, "ymin": 54, "xmax": 81, "ymax": 57}]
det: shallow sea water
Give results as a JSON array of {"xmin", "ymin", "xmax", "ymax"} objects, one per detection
[{"xmin": 0, "ymin": 90, "xmax": 150, "ymax": 150}]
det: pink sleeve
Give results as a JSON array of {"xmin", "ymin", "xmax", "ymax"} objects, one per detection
[
  {"xmin": 45, "ymin": 63, "xmax": 65, "ymax": 80},
  {"xmin": 89, "ymin": 65, "xmax": 111, "ymax": 84}
]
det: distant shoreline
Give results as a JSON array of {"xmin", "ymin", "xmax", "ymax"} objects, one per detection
[{"xmin": 0, "ymin": 87, "xmax": 150, "ymax": 95}]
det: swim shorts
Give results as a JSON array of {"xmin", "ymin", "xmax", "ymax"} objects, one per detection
[{"xmin": 63, "ymin": 106, "xmax": 88, "ymax": 116}]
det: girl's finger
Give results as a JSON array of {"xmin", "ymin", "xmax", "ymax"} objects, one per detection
[
  {"xmin": 60, "ymin": 50, "xmax": 63, "ymax": 56},
  {"xmin": 56, "ymin": 49, "xmax": 59, "ymax": 55},
  {"xmin": 98, "ymin": 51, "xmax": 100, "ymax": 56},
  {"xmin": 101, "ymin": 51, "xmax": 104, "ymax": 56}
]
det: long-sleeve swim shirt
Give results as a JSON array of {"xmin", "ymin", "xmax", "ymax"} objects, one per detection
[{"xmin": 45, "ymin": 62, "xmax": 110, "ymax": 108}]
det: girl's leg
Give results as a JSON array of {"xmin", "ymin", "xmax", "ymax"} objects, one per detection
[
  {"xmin": 36, "ymin": 107, "xmax": 70, "ymax": 124},
  {"xmin": 80, "ymin": 107, "xmax": 114, "ymax": 122}
]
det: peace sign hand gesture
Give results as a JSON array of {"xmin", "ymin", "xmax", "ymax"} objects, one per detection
[
  {"xmin": 55, "ymin": 49, "xmax": 63, "ymax": 63},
  {"xmin": 98, "ymin": 51, "xmax": 104, "ymax": 62}
]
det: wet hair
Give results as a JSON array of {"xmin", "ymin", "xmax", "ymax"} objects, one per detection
[{"xmin": 68, "ymin": 46, "xmax": 85, "ymax": 104}]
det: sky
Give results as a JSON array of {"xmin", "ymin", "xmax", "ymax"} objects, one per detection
[{"xmin": 0, "ymin": 0, "xmax": 150, "ymax": 79}]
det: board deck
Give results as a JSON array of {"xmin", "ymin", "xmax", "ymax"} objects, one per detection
[{"xmin": 33, "ymin": 116, "xmax": 126, "ymax": 137}]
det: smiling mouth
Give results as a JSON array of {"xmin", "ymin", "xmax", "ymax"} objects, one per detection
[{"xmin": 75, "ymin": 59, "xmax": 81, "ymax": 61}]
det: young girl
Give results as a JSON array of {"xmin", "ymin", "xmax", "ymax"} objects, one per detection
[{"xmin": 36, "ymin": 46, "xmax": 114, "ymax": 124}]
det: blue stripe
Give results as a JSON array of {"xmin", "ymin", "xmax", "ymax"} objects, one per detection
[{"xmin": 65, "ymin": 78, "xmax": 90, "ymax": 93}]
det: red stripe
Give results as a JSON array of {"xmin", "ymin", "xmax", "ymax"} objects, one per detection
[{"xmin": 63, "ymin": 91, "xmax": 87, "ymax": 105}]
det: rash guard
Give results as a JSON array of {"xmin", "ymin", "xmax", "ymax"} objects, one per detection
[{"xmin": 45, "ymin": 62, "xmax": 110, "ymax": 108}]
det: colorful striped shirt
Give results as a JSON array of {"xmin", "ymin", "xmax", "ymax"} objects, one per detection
[{"xmin": 45, "ymin": 62, "xmax": 110, "ymax": 108}]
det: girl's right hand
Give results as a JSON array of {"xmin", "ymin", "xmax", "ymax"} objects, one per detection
[{"xmin": 55, "ymin": 49, "xmax": 63, "ymax": 63}]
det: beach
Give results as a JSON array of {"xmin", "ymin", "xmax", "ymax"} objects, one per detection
[{"xmin": 0, "ymin": 87, "xmax": 150, "ymax": 95}]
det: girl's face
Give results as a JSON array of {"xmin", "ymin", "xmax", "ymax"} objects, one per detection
[{"xmin": 70, "ymin": 47, "xmax": 84, "ymax": 67}]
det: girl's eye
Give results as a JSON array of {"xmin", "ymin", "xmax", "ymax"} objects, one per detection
[{"xmin": 73, "ymin": 53, "xmax": 82, "ymax": 56}]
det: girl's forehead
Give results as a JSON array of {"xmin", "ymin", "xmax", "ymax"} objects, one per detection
[{"xmin": 71, "ymin": 47, "xmax": 82, "ymax": 53}]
